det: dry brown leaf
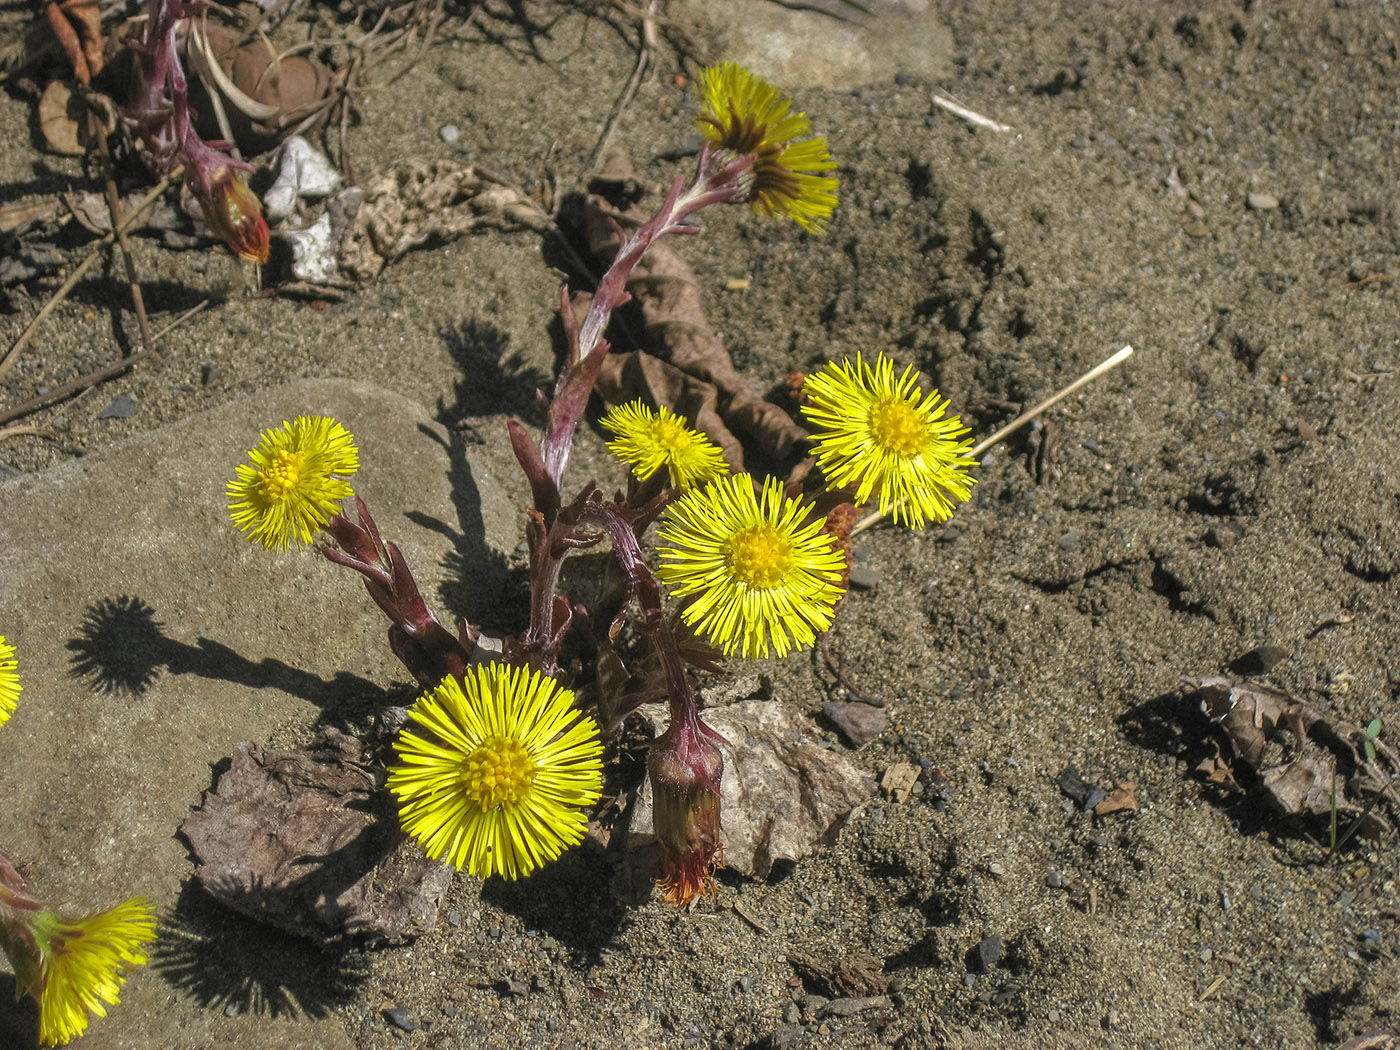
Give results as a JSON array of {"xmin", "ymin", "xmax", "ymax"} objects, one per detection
[
  {"xmin": 181, "ymin": 729, "xmax": 451, "ymax": 946},
  {"xmin": 584, "ymin": 149, "xmax": 809, "ymax": 464},
  {"xmin": 39, "ymin": 79, "xmax": 85, "ymax": 155}
]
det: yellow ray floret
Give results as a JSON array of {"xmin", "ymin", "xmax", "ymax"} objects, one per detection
[
  {"xmin": 0, "ymin": 634, "xmax": 19, "ymax": 731},
  {"xmin": 387, "ymin": 664, "xmax": 604, "ymax": 880},
  {"xmin": 696, "ymin": 61, "xmax": 839, "ymax": 233},
  {"xmin": 599, "ymin": 401, "xmax": 730, "ymax": 490},
  {"xmin": 657, "ymin": 474, "xmax": 847, "ymax": 659},
  {"xmin": 227, "ymin": 416, "xmax": 359, "ymax": 551},
  {"xmin": 11, "ymin": 897, "xmax": 157, "ymax": 1047},
  {"xmin": 801, "ymin": 353, "xmax": 976, "ymax": 528}
]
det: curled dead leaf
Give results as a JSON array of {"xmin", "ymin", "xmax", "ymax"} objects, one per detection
[{"xmin": 39, "ymin": 79, "xmax": 85, "ymax": 155}]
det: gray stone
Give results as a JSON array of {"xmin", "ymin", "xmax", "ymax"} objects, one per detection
[
  {"xmin": 0, "ymin": 379, "xmax": 521, "ymax": 1049},
  {"xmin": 818, "ymin": 995, "xmax": 890, "ymax": 1018},
  {"xmin": 824, "ymin": 699, "xmax": 887, "ymax": 747},
  {"xmin": 677, "ymin": 0, "xmax": 953, "ymax": 90}
]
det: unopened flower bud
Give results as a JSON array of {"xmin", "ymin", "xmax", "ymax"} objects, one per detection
[
  {"xmin": 197, "ymin": 166, "xmax": 270, "ymax": 264},
  {"xmin": 648, "ymin": 711, "xmax": 725, "ymax": 906}
]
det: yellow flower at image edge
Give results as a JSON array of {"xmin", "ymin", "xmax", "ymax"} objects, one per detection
[
  {"xmin": 599, "ymin": 401, "xmax": 729, "ymax": 490},
  {"xmin": 227, "ymin": 416, "xmax": 359, "ymax": 551},
  {"xmin": 657, "ymin": 474, "xmax": 846, "ymax": 659},
  {"xmin": 387, "ymin": 664, "xmax": 604, "ymax": 880},
  {"xmin": 0, "ymin": 634, "xmax": 20, "ymax": 731},
  {"xmin": 801, "ymin": 353, "xmax": 977, "ymax": 528},
  {"xmin": 696, "ymin": 61, "xmax": 838, "ymax": 233},
  {"xmin": 6, "ymin": 897, "xmax": 157, "ymax": 1047}
]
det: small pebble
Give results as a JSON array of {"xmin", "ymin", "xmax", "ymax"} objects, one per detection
[
  {"xmin": 1185, "ymin": 220, "xmax": 1210, "ymax": 239},
  {"xmin": 848, "ymin": 563, "xmax": 882, "ymax": 590},
  {"xmin": 1057, "ymin": 531, "xmax": 1080, "ymax": 553},
  {"xmin": 1362, "ymin": 928, "xmax": 1382, "ymax": 943},
  {"xmin": 1338, "ymin": 890, "xmax": 1357, "ymax": 908},
  {"xmin": 1250, "ymin": 881, "xmax": 1263, "ymax": 901},
  {"xmin": 224, "ymin": 1003, "xmax": 240, "ymax": 1017},
  {"xmin": 447, "ymin": 908, "xmax": 461, "ymax": 926},
  {"xmin": 98, "ymin": 395, "xmax": 136, "ymax": 420},
  {"xmin": 970, "ymin": 934, "xmax": 1002, "ymax": 972},
  {"xmin": 1230, "ymin": 645, "xmax": 1284, "ymax": 676},
  {"xmin": 439, "ymin": 124, "xmax": 461, "ymax": 144},
  {"xmin": 383, "ymin": 1007, "xmax": 418, "ymax": 1032},
  {"xmin": 1246, "ymin": 191, "xmax": 1280, "ymax": 210},
  {"xmin": 547, "ymin": 1017, "xmax": 561, "ymax": 1032},
  {"xmin": 1046, "ymin": 869, "xmax": 1064, "ymax": 889},
  {"xmin": 783, "ymin": 1003, "xmax": 800, "ymax": 1023},
  {"xmin": 737, "ymin": 976, "xmax": 753, "ymax": 994},
  {"xmin": 894, "ymin": 71, "xmax": 912, "ymax": 86}
]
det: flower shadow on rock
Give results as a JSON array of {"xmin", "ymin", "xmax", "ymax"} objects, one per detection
[
  {"xmin": 151, "ymin": 880, "xmax": 369, "ymax": 1020},
  {"xmin": 65, "ymin": 596, "xmax": 390, "ymax": 730}
]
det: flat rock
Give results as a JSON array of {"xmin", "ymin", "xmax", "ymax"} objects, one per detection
[
  {"xmin": 0, "ymin": 379, "xmax": 520, "ymax": 1049},
  {"xmin": 678, "ymin": 0, "xmax": 953, "ymax": 90}
]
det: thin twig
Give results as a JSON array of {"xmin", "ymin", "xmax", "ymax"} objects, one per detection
[
  {"xmin": 0, "ymin": 171, "xmax": 180, "ymax": 386},
  {"xmin": 95, "ymin": 130, "xmax": 155, "ymax": 355},
  {"xmin": 588, "ymin": 0, "xmax": 654, "ymax": 173},
  {"xmin": 0, "ymin": 299, "xmax": 209, "ymax": 427},
  {"xmin": 0, "ymin": 424, "xmax": 59, "ymax": 443},
  {"xmin": 852, "ymin": 345, "xmax": 1135, "ymax": 536},
  {"xmin": 931, "ymin": 89, "xmax": 1013, "ymax": 133}
]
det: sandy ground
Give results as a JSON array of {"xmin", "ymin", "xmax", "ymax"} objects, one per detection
[{"xmin": 2, "ymin": 2, "xmax": 1399, "ymax": 1048}]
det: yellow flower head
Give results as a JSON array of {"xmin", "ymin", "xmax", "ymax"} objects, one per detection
[
  {"xmin": 227, "ymin": 416, "xmax": 359, "ymax": 551},
  {"xmin": 387, "ymin": 664, "xmax": 604, "ymax": 880},
  {"xmin": 599, "ymin": 401, "xmax": 730, "ymax": 490},
  {"xmin": 696, "ymin": 61, "xmax": 839, "ymax": 233},
  {"xmin": 657, "ymin": 474, "xmax": 847, "ymax": 659},
  {"xmin": 0, "ymin": 635, "xmax": 20, "ymax": 731},
  {"xmin": 801, "ymin": 353, "xmax": 976, "ymax": 528},
  {"xmin": 2, "ymin": 897, "xmax": 157, "ymax": 1047}
]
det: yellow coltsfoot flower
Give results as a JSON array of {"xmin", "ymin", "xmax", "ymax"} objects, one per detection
[
  {"xmin": 599, "ymin": 402, "xmax": 729, "ymax": 490},
  {"xmin": 657, "ymin": 474, "xmax": 846, "ymax": 659},
  {"xmin": 801, "ymin": 353, "xmax": 976, "ymax": 527},
  {"xmin": 0, "ymin": 634, "xmax": 20, "ymax": 731},
  {"xmin": 696, "ymin": 61, "xmax": 839, "ymax": 233},
  {"xmin": 387, "ymin": 664, "xmax": 604, "ymax": 880},
  {"xmin": 0, "ymin": 896, "xmax": 157, "ymax": 1047},
  {"xmin": 227, "ymin": 416, "xmax": 359, "ymax": 551}
]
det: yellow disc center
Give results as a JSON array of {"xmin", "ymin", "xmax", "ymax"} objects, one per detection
[
  {"xmin": 652, "ymin": 417, "xmax": 694, "ymax": 455},
  {"xmin": 726, "ymin": 524, "xmax": 795, "ymax": 590},
  {"xmin": 258, "ymin": 449, "xmax": 305, "ymax": 501},
  {"xmin": 868, "ymin": 398, "xmax": 926, "ymax": 456},
  {"xmin": 461, "ymin": 736, "xmax": 537, "ymax": 809}
]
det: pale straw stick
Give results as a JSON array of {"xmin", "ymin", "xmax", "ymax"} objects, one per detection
[
  {"xmin": 931, "ymin": 90, "xmax": 1013, "ymax": 133},
  {"xmin": 851, "ymin": 344, "xmax": 1135, "ymax": 536}
]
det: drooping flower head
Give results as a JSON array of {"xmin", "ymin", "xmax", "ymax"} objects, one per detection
[
  {"xmin": 599, "ymin": 401, "xmax": 730, "ymax": 490},
  {"xmin": 227, "ymin": 416, "xmax": 359, "ymax": 551},
  {"xmin": 801, "ymin": 352, "xmax": 976, "ymax": 528},
  {"xmin": 0, "ymin": 895, "xmax": 156, "ymax": 1047},
  {"xmin": 196, "ymin": 164, "xmax": 270, "ymax": 264},
  {"xmin": 657, "ymin": 474, "xmax": 847, "ymax": 659},
  {"xmin": 0, "ymin": 635, "xmax": 20, "ymax": 731},
  {"xmin": 387, "ymin": 664, "xmax": 604, "ymax": 880},
  {"xmin": 648, "ymin": 709, "xmax": 725, "ymax": 907},
  {"xmin": 696, "ymin": 61, "xmax": 839, "ymax": 233}
]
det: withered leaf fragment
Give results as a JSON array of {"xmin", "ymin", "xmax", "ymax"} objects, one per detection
[
  {"xmin": 181, "ymin": 729, "xmax": 451, "ymax": 946},
  {"xmin": 787, "ymin": 950, "xmax": 890, "ymax": 999},
  {"xmin": 584, "ymin": 149, "xmax": 808, "ymax": 470}
]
